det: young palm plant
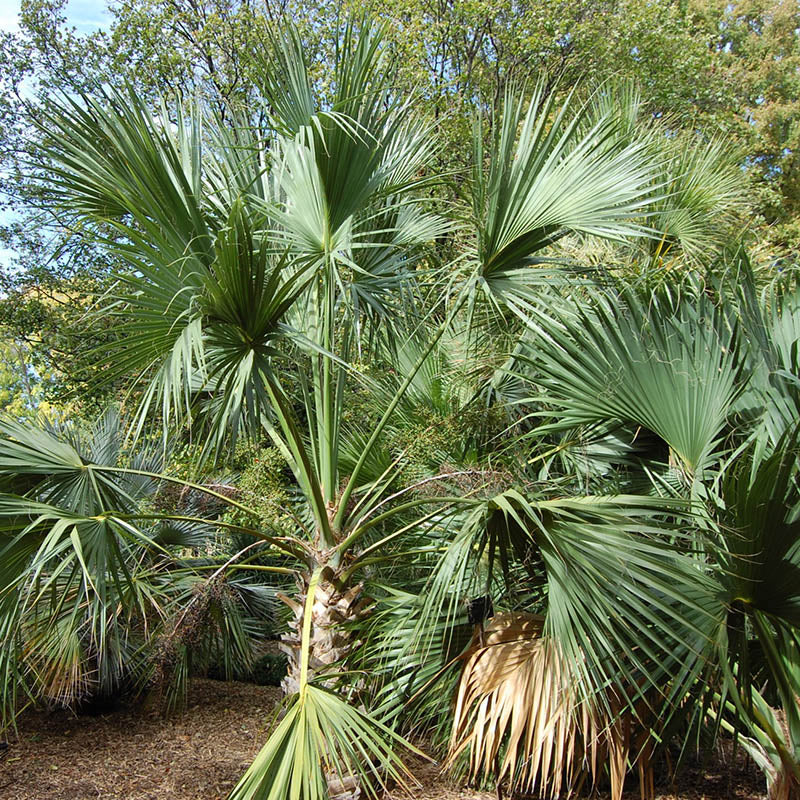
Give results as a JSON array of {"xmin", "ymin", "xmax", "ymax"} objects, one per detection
[
  {"xmin": 0, "ymin": 409, "xmax": 168, "ymax": 721},
  {"xmin": 0, "ymin": 408, "xmax": 285, "ymax": 724},
  {"xmin": 7, "ymin": 18, "xmax": 671, "ymax": 799},
  {"xmin": 512, "ymin": 265, "xmax": 800, "ymax": 798}
]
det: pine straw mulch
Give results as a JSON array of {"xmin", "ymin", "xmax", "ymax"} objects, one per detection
[{"xmin": 0, "ymin": 678, "xmax": 766, "ymax": 800}]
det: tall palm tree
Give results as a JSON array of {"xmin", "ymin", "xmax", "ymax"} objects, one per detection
[{"xmin": 1, "ymin": 18, "xmax": 678, "ymax": 799}]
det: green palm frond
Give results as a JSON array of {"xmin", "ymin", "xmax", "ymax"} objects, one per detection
[
  {"xmin": 717, "ymin": 435, "xmax": 800, "ymax": 628},
  {"xmin": 38, "ymin": 89, "xmax": 212, "ymax": 256},
  {"xmin": 471, "ymin": 83, "xmax": 658, "ymax": 312},
  {"xmin": 735, "ymin": 264, "xmax": 800, "ymax": 447},
  {"xmin": 0, "ymin": 494, "xmax": 164, "ymax": 707},
  {"xmin": 0, "ymin": 411, "xmax": 159, "ymax": 513},
  {"xmin": 502, "ymin": 493, "xmax": 714, "ymax": 701},
  {"xmin": 261, "ymin": 20, "xmax": 435, "ymax": 271},
  {"xmin": 230, "ymin": 566, "xmax": 422, "ymax": 800},
  {"xmin": 647, "ymin": 133, "xmax": 747, "ymax": 262},
  {"xmin": 345, "ymin": 200, "xmax": 449, "ymax": 327},
  {"xmin": 697, "ymin": 432, "xmax": 800, "ymax": 793},
  {"xmin": 522, "ymin": 284, "xmax": 743, "ymax": 477},
  {"xmin": 230, "ymin": 684, "xmax": 418, "ymax": 800},
  {"xmin": 418, "ymin": 489, "xmax": 716, "ymax": 707}
]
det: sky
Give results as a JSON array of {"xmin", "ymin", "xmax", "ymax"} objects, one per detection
[
  {"xmin": 0, "ymin": 0, "xmax": 111, "ymax": 35},
  {"xmin": 0, "ymin": 1, "xmax": 111, "ymax": 270}
]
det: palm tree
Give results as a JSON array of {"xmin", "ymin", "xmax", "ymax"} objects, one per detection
[
  {"xmin": 0, "ymin": 408, "xmax": 283, "ymax": 724},
  {"xmin": 0, "ymin": 408, "xmax": 169, "ymax": 720},
  {"xmin": 502, "ymin": 259, "xmax": 800, "ymax": 798},
  {"xmin": 1, "ymin": 17, "xmax": 686, "ymax": 800},
  {"xmin": 346, "ymin": 250, "xmax": 800, "ymax": 800}
]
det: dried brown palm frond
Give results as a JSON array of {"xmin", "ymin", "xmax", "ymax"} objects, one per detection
[{"xmin": 446, "ymin": 612, "xmax": 653, "ymax": 800}]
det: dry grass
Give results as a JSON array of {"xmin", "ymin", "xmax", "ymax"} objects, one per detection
[{"xmin": 0, "ymin": 678, "xmax": 766, "ymax": 800}]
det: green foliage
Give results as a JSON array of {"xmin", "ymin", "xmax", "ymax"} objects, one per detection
[
  {"xmin": 223, "ymin": 445, "xmax": 297, "ymax": 539},
  {"xmin": 230, "ymin": 684, "xmax": 418, "ymax": 800},
  {"xmin": 0, "ymin": 408, "xmax": 286, "ymax": 727},
  {"xmin": 0, "ymin": 333, "xmax": 56, "ymax": 419},
  {"xmin": 247, "ymin": 652, "xmax": 289, "ymax": 687},
  {"xmin": 208, "ymin": 651, "xmax": 289, "ymax": 686},
  {"xmin": 2, "ymin": 9, "xmax": 800, "ymax": 800},
  {"xmin": 1, "ymin": 0, "xmax": 797, "ymax": 430},
  {"xmin": 524, "ymin": 281, "xmax": 743, "ymax": 476}
]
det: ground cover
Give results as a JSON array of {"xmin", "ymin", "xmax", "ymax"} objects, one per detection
[{"xmin": 0, "ymin": 679, "xmax": 766, "ymax": 800}]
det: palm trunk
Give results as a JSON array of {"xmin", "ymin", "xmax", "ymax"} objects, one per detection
[
  {"xmin": 278, "ymin": 569, "xmax": 370, "ymax": 799},
  {"xmin": 278, "ymin": 570, "xmax": 369, "ymax": 694}
]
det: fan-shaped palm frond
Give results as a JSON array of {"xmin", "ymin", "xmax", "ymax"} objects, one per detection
[
  {"xmin": 0, "ymin": 409, "xmax": 294, "ymax": 726},
  {"xmin": 229, "ymin": 567, "xmax": 422, "ymax": 800},
  {"xmin": 646, "ymin": 133, "xmax": 747, "ymax": 263},
  {"xmin": 521, "ymin": 283, "xmax": 743, "ymax": 479},
  {"xmin": 706, "ymin": 434, "xmax": 800, "ymax": 797},
  {"xmin": 722, "ymin": 254, "xmax": 800, "ymax": 447},
  {"xmin": 470, "ymin": 82, "xmax": 658, "ymax": 314},
  {"xmin": 414, "ymin": 488, "xmax": 716, "ymax": 713},
  {"xmin": 0, "ymin": 411, "xmax": 168, "ymax": 715}
]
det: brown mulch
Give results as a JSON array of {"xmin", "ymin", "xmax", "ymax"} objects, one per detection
[
  {"xmin": 400, "ymin": 752, "xmax": 767, "ymax": 800},
  {"xmin": 0, "ymin": 680, "xmax": 280, "ymax": 800},
  {"xmin": 0, "ymin": 679, "xmax": 767, "ymax": 800}
]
